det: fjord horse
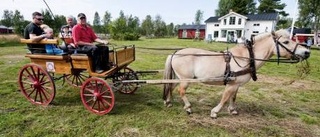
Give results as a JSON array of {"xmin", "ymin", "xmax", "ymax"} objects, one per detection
[{"xmin": 163, "ymin": 29, "xmax": 310, "ymax": 118}]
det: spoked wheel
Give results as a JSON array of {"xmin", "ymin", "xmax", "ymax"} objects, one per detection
[
  {"xmin": 80, "ymin": 77, "xmax": 114, "ymax": 115},
  {"xmin": 112, "ymin": 67, "xmax": 139, "ymax": 94},
  {"xmin": 18, "ymin": 63, "xmax": 56, "ymax": 106},
  {"xmin": 65, "ymin": 69, "xmax": 89, "ymax": 87}
]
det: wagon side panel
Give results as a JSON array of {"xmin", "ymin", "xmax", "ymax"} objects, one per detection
[
  {"xmin": 115, "ymin": 47, "xmax": 135, "ymax": 67},
  {"xmin": 25, "ymin": 54, "xmax": 71, "ymax": 74}
]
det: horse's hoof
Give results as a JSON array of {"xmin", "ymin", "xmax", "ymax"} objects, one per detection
[
  {"xmin": 186, "ymin": 108, "xmax": 192, "ymax": 115},
  {"xmin": 186, "ymin": 110, "xmax": 192, "ymax": 115},
  {"xmin": 210, "ymin": 113, "xmax": 218, "ymax": 119},
  {"xmin": 163, "ymin": 101, "xmax": 172, "ymax": 107},
  {"xmin": 230, "ymin": 110, "xmax": 238, "ymax": 115},
  {"xmin": 228, "ymin": 107, "xmax": 238, "ymax": 115}
]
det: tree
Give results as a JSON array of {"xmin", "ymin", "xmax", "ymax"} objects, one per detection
[
  {"xmin": 12, "ymin": 10, "xmax": 26, "ymax": 35},
  {"xmin": 257, "ymin": 0, "xmax": 288, "ymax": 16},
  {"xmin": 166, "ymin": 23, "xmax": 175, "ymax": 37},
  {"xmin": 41, "ymin": 9, "xmax": 55, "ymax": 29},
  {"xmin": 93, "ymin": 12, "xmax": 102, "ymax": 33},
  {"xmin": 297, "ymin": 0, "xmax": 320, "ymax": 29},
  {"xmin": 215, "ymin": 0, "xmax": 256, "ymax": 16},
  {"xmin": 102, "ymin": 11, "xmax": 112, "ymax": 34},
  {"xmin": 297, "ymin": 0, "xmax": 320, "ymax": 44},
  {"xmin": 153, "ymin": 15, "xmax": 167, "ymax": 38},
  {"xmin": 1, "ymin": 10, "xmax": 14, "ymax": 28},
  {"xmin": 141, "ymin": 15, "xmax": 154, "ymax": 37},
  {"xmin": 41, "ymin": 9, "xmax": 65, "ymax": 36},
  {"xmin": 257, "ymin": 0, "xmax": 289, "ymax": 28},
  {"xmin": 109, "ymin": 10, "xmax": 140, "ymax": 40},
  {"xmin": 195, "ymin": 10, "xmax": 203, "ymax": 25}
]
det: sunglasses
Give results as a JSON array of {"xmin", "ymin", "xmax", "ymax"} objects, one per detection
[
  {"xmin": 80, "ymin": 17, "xmax": 86, "ymax": 20},
  {"xmin": 36, "ymin": 18, "xmax": 44, "ymax": 21}
]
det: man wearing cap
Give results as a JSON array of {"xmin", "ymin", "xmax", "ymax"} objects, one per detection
[
  {"xmin": 24, "ymin": 11, "xmax": 51, "ymax": 53},
  {"xmin": 72, "ymin": 13, "xmax": 109, "ymax": 73}
]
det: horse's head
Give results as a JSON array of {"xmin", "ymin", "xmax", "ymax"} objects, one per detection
[{"xmin": 272, "ymin": 29, "xmax": 310, "ymax": 61}]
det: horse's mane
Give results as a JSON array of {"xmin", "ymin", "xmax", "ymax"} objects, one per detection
[{"xmin": 253, "ymin": 29, "xmax": 290, "ymax": 42}]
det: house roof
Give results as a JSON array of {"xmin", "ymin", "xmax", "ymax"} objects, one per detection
[
  {"xmin": 246, "ymin": 13, "xmax": 278, "ymax": 21},
  {"xmin": 205, "ymin": 12, "xmax": 278, "ymax": 23},
  {"xmin": 0, "ymin": 25, "xmax": 7, "ymax": 29},
  {"xmin": 0, "ymin": 25, "xmax": 13, "ymax": 29},
  {"xmin": 178, "ymin": 24, "xmax": 206, "ymax": 30},
  {"xmin": 218, "ymin": 11, "xmax": 248, "ymax": 20}
]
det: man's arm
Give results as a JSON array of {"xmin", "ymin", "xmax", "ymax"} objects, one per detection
[
  {"xmin": 29, "ymin": 33, "xmax": 46, "ymax": 42},
  {"xmin": 94, "ymin": 38, "xmax": 108, "ymax": 45}
]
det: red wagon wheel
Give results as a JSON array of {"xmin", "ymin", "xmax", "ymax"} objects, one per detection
[
  {"xmin": 65, "ymin": 69, "xmax": 89, "ymax": 87},
  {"xmin": 18, "ymin": 63, "xmax": 56, "ymax": 106},
  {"xmin": 80, "ymin": 77, "xmax": 114, "ymax": 115},
  {"xmin": 112, "ymin": 67, "xmax": 139, "ymax": 94}
]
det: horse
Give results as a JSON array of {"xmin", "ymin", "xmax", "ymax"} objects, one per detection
[{"xmin": 163, "ymin": 29, "xmax": 310, "ymax": 118}]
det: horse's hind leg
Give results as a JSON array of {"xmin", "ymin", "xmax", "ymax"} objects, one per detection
[
  {"xmin": 164, "ymin": 83, "xmax": 177, "ymax": 107},
  {"xmin": 228, "ymin": 86, "xmax": 239, "ymax": 115},
  {"xmin": 178, "ymin": 82, "xmax": 192, "ymax": 114},
  {"xmin": 211, "ymin": 84, "xmax": 239, "ymax": 118}
]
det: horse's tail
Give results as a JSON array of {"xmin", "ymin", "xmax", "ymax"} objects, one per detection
[
  {"xmin": 163, "ymin": 55, "xmax": 177, "ymax": 100},
  {"xmin": 163, "ymin": 54, "xmax": 177, "ymax": 100}
]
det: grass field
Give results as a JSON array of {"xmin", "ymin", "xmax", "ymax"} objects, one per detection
[{"xmin": 0, "ymin": 36, "xmax": 320, "ymax": 137}]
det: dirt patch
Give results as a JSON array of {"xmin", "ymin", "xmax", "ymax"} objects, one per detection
[
  {"xmin": 189, "ymin": 113, "xmax": 314, "ymax": 137},
  {"xmin": 256, "ymin": 74, "xmax": 319, "ymax": 91}
]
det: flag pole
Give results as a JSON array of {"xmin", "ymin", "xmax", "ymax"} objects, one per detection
[{"xmin": 290, "ymin": 0, "xmax": 299, "ymax": 39}]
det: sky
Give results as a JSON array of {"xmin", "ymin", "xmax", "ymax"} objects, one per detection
[{"xmin": 0, "ymin": 0, "xmax": 297, "ymax": 25}]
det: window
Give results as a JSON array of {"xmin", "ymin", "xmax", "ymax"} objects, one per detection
[
  {"xmin": 221, "ymin": 30, "xmax": 227, "ymax": 38},
  {"xmin": 223, "ymin": 19, "xmax": 226, "ymax": 25},
  {"xmin": 214, "ymin": 24, "xmax": 219, "ymax": 27},
  {"xmin": 252, "ymin": 31, "xmax": 259, "ymax": 34},
  {"xmin": 214, "ymin": 31, "xmax": 219, "ymax": 38},
  {"xmin": 253, "ymin": 23, "xmax": 260, "ymax": 26},
  {"xmin": 238, "ymin": 18, "xmax": 241, "ymax": 25},
  {"xmin": 229, "ymin": 17, "xmax": 235, "ymax": 25},
  {"xmin": 236, "ymin": 30, "xmax": 242, "ymax": 38}
]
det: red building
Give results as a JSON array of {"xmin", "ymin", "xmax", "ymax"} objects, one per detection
[
  {"xmin": 0, "ymin": 25, "xmax": 14, "ymax": 34},
  {"xmin": 178, "ymin": 25, "xmax": 205, "ymax": 40}
]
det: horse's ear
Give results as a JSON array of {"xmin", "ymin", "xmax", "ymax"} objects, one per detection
[
  {"xmin": 271, "ymin": 30, "xmax": 276, "ymax": 36},
  {"xmin": 271, "ymin": 30, "xmax": 277, "ymax": 39}
]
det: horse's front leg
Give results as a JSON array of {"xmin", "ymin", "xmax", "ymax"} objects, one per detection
[
  {"xmin": 227, "ymin": 86, "xmax": 239, "ymax": 115},
  {"xmin": 179, "ymin": 83, "xmax": 192, "ymax": 114},
  {"xmin": 211, "ymin": 84, "xmax": 238, "ymax": 118}
]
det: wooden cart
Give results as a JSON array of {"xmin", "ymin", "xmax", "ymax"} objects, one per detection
[{"xmin": 18, "ymin": 39, "xmax": 138, "ymax": 115}]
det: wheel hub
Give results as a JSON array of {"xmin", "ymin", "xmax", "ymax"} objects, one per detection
[
  {"xmin": 93, "ymin": 91, "xmax": 101, "ymax": 101},
  {"xmin": 33, "ymin": 80, "xmax": 41, "ymax": 89}
]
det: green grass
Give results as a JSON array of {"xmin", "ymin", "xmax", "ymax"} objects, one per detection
[{"xmin": 1, "ymin": 37, "xmax": 320, "ymax": 137}]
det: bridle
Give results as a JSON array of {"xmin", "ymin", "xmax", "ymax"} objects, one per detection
[{"xmin": 272, "ymin": 33, "xmax": 306, "ymax": 64}]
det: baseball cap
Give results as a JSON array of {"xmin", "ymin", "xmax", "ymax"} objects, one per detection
[{"xmin": 77, "ymin": 13, "xmax": 86, "ymax": 18}]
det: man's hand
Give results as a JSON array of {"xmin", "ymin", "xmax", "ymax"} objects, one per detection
[{"xmin": 102, "ymin": 40, "xmax": 109, "ymax": 45}]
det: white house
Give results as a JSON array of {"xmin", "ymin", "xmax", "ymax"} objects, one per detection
[{"xmin": 205, "ymin": 10, "xmax": 278, "ymax": 43}]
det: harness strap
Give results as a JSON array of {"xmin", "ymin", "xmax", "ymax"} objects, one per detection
[
  {"xmin": 223, "ymin": 51, "xmax": 231, "ymax": 85},
  {"xmin": 230, "ymin": 68, "xmax": 253, "ymax": 77},
  {"xmin": 222, "ymin": 39, "xmax": 257, "ymax": 84},
  {"xmin": 246, "ymin": 40, "xmax": 257, "ymax": 81}
]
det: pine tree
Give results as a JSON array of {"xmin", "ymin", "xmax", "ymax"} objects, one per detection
[{"xmin": 215, "ymin": 0, "xmax": 256, "ymax": 16}]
